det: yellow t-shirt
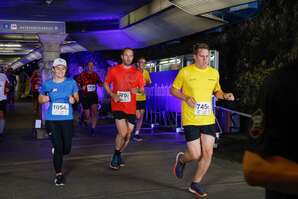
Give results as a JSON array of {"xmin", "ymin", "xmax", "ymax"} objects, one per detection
[
  {"xmin": 136, "ymin": 69, "xmax": 151, "ymax": 101},
  {"xmin": 172, "ymin": 64, "xmax": 222, "ymax": 126}
]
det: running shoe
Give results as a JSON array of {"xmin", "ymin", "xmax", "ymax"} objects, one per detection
[
  {"xmin": 110, "ymin": 153, "xmax": 120, "ymax": 170},
  {"xmin": 188, "ymin": 182, "xmax": 208, "ymax": 197},
  {"xmin": 132, "ymin": 134, "xmax": 143, "ymax": 142},
  {"xmin": 54, "ymin": 174, "xmax": 65, "ymax": 186},
  {"xmin": 172, "ymin": 152, "xmax": 185, "ymax": 179},
  {"xmin": 119, "ymin": 154, "xmax": 125, "ymax": 167},
  {"xmin": 90, "ymin": 128, "xmax": 96, "ymax": 136}
]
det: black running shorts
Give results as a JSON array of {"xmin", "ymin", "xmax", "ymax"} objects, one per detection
[
  {"xmin": 183, "ymin": 124, "xmax": 216, "ymax": 142},
  {"xmin": 136, "ymin": 100, "xmax": 146, "ymax": 110},
  {"xmin": 113, "ymin": 111, "xmax": 136, "ymax": 125},
  {"xmin": 81, "ymin": 92, "xmax": 98, "ymax": 110}
]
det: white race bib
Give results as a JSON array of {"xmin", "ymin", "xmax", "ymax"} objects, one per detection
[
  {"xmin": 87, "ymin": 84, "xmax": 96, "ymax": 92},
  {"xmin": 194, "ymin": 102, "xmax": 211, "ymax": 116},
  {"xmin": 117, "ymin": 91, "xmax": 131, "ymax": 102},
  {"xmin": 52, "ymin": 103, "xmax": 69, "ymax": 116}
]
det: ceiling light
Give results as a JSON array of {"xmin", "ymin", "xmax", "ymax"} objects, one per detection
[
  {"xmin": 45, "ymin": 0, "xmax": 54, "ymax": 5},
  {"xmin": 0, "ymin": 43, "xmax": 22, "ymax": 47}
]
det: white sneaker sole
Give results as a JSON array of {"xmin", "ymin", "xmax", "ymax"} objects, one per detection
[
  {"xmin": 54, "ymin": 180, "xmax": 65, "ymax": 186},
  {"xmin": 172, "ymin": 152, "xmax": 184, "ymax": 178},
  {"xmin": 109, "ymin": 163, "xmax": 120, "ymax": 170},
  {"xmin": 188, "ymin": 187, "xmax": 207, "ymax": 197}
]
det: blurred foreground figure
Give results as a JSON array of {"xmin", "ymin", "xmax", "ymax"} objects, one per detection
[{"xmin": 243, "ymin": 59, "xmax": 298, "ymax": 198}]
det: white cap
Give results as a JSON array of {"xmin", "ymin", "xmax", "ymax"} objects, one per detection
[{"xmin": 52, "ymin": 58, "xmax": 67, "ymax": 67}]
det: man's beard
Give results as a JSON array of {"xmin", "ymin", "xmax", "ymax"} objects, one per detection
[{"xmin": 123, "ymin": 61, "xmax": 132, "ymax": 66}]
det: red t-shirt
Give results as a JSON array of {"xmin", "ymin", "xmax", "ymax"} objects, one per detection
[
  {"xmin": 30, "ymin": 73, "xmax": 41, "ymax": 92},
  {"xmin": 76, "ymin": 71, "xmax": 102, "ymax": 95},
  {"xmin": 105, "ymin": 64, "xmax": 144, "ymax": 114}
]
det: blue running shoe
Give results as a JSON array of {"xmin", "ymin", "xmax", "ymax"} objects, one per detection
[
  {"xmin": 119, "ymin": 154, "xmax": 125, "ymax": 167},
  {"xmin": 188, "ymin": 182, "xmax": 208, "ymax": 197},
  {"xmin": 132, "ymin": 134, "xmax": 143, "ymax": 142},
  {"xmin": 110, "ymin": 153, "xmax": 120, "ymax": 170},
  {"xmin": 172, "ymin": 152, "xmax": 185, "ymax": 179}
]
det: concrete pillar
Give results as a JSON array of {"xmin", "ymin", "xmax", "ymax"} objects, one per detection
[{"xmin": 38, "ymin": 33, "xmax": 68, "ymax": 82}]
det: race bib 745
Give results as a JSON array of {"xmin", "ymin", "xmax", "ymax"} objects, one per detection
[{"xmin": 194, "ymin": 102, "xmax": 211, "ymax": 116}]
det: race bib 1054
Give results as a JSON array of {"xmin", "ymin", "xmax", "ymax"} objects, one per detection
[{"xmin": 52, "ymin": 103, "xmax": 69, "ymax": 115}]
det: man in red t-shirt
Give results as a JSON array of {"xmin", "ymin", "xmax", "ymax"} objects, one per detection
[
  {"xmin": 104, "ymin": 48, "xmax": 144, "ymax": 170},
  {"xmin": 77, "ymin": 62, "xmax": 103, "ymax": 135}
]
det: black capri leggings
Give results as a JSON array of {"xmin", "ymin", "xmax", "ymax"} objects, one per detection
[{"xmin": 46, "ymin": 120, "xmax": 73, "ymax": 173}]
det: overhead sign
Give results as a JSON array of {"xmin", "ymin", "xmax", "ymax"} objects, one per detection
[{"xmin": 0, "ymin": 20, "xmax": 65, "ymax": 34}]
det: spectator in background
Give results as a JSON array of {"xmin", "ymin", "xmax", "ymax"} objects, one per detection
[
  {"xmin": 73, "ymin": 66, "xmax": 85, "ymax": 126},
  {"xmin": 30, "ymin": 69, "xmax": 42, "ymax": 115},
  {"xmin": 18, "ymin": 71, "xmax": 29, "ymax": 99},
  {"xmin": 0, "ymin": 67, "xmax": 9, "ymax": 141},
  {"xmin": 6, "ymin": 68, "xmax": 17, "ymax": 109}
]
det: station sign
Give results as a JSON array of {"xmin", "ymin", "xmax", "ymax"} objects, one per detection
[{"xmin": 0, "ymin": 20, "xmax": 65, "ymax": 34}]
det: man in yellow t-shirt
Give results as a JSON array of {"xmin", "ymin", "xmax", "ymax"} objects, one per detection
[
  {"xmin": 132, "ymin": 57, "xmax": 152, "ymax": 142},
  {"xmin": 171, "ymin": 43, "xmax": 235, "ymax": 197}
]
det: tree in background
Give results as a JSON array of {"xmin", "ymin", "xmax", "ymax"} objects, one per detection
[{"xmin": 218, "ymin": 0, "xmax": 298, "ymax": 112}]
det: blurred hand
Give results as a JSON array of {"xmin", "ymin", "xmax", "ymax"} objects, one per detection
[
  {"xmin": 224, "ymin": 93, "xmax": 235, "ymax": 101},
  {"xmin": 44, "ymin": 95, "xmax": 50, "ymax": 103},
  {"xmin": 131, "ymin": 88, "xmax": 141, "ymax": 94},
  {"xmin": 111, "ymin": 93, "xmax": 120, "ymax": 102},
  {"xmin": 69, "ymin": 96, "xmax": 75, "ymax": 104},
  {"xmin": 185, "ymin": 96, "xmax": 196, "ymax": 108}
]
